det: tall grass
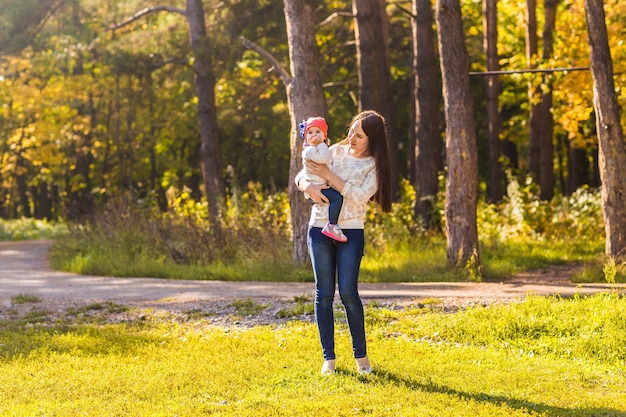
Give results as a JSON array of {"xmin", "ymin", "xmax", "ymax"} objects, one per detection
[
  {"xmin": 0, "ymin": 294, "xmax": 625, "ymax": 416},
  {"xmin": 46, "ymin": 178, "xmax": 620, "ymax": 282}
]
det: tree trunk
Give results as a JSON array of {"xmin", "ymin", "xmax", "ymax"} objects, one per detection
[
  {"xmin": 501, "ymin": 138, "xmax": 519, "ymax": 170},
  {"xmin": 538, "ymin": 0, "xmax": 558, "ymax": 200},
  {"xmin": 411, "ymin": 0, "xmax": 442, "ymax": 229},
  {"xmin": 483, "ymin": 0, "xmax": 503, "ymax": 203},
  {"xmin": 526, "ymin": 0, "xmax": 541, "ymax": 183},
  {"xmin": 186, "ymin": 0, "xmax": 224, "ymax": 231},
  {"xmin": 568, "ymin": 144, "xmax": 589, "ymax": 194},
  {"xmin": 584, "ymin": 0, "xmax": 626, "ymax": 262},
  {"xmin": 284, "ymin": 0, "xmax": 328, "ymax": 265},
  {"xmin": 590, "ymin": 146, "xmax": 600, "ymax": 188},
  {"xmin": 353, "ymin": 0, "xmax": 399, "ymax": 196},
  {"xmin": 15, "ymin": 153, "xmax": 32, "ymax": 218},
  {"xmin": 436, "ymin": 0, "xmax": 480, "ymax": 269}
]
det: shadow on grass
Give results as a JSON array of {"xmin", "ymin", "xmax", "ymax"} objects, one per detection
[{"xmin": 358, "ymin": 368, "xmax": 626, "ymax": 417}]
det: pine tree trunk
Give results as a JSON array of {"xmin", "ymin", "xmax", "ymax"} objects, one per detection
[
  {"xmin": 411, "ymin": 0, "xmax": 442, "ymax": 229},
  {"xmin": 584, "ymin": 0, "xmax": 626, "ymax": 261},
  {"xmin": 526, "ymin": 0, "xmax": 541, "ymax": 183},
  {"xmin": 353, "ymin": 0, "xmax": 399, "ymax": 196},
  {"xmin": 567, "ymin": 145, "xmax": 589, "ymax": 194},
  {"xmin": 483, "ymin": 0, "xmax": 503, "ymax": 203},
  {"xmin": 284, "ymin": 0, "xmax": 328, "ymax": 265},
  {"xmin": 538, "ymin": 0, "xmax": 558, "ymax": 201},
  {"xmin": 436, "ymin": 0, "xmax": 480, "ymax": 269},
  {"xmin": 186, "ymin": 0, "xmax": 224, "ymax": 231}
]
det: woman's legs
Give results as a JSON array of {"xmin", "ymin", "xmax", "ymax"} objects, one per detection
[
  {"xmin": 336, "ymin": 229, "xmax": 367, "ymax": 359},
  {"xmin": 308, "ymin": 227, "xmax": 337, "ymax": 361},
  {"xmin": 308, "ymin": 228, "xmax": 367, "ymax": 362}
]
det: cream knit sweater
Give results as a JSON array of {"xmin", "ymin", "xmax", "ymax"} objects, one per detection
[{"xmin": 295, "ymin": 144, "xmax": 378, "ymax": 229}]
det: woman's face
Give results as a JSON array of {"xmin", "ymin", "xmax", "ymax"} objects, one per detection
[{"xmin": 347, "ymin": 120, "xmax": 370, "ymax": 157}]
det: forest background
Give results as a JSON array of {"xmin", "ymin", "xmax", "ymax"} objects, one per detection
[{"xmin": 1, "ymin": 0, "xmax": 625, "ymax": 282}]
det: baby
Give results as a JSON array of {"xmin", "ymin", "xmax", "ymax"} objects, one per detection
[{"xmin": 298, "ymin": 116, "xmax": 347, "ymax": 242}]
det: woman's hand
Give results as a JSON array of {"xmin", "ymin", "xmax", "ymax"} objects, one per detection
[
  {"xmin": 305, "ymin": 183, "xmax": 330, "ymax": 205},
  {"xmin": 305, "ymin": 160, "xmax": 346, "ymax": 195},
  {"xmin": 305, "ymin": 160, "xmax": 331, "ymax": 180}
]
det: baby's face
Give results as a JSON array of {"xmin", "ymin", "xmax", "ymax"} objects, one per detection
[{"xmin": 306, "ymin": 127, "xmax": 325, "ymax": 145}]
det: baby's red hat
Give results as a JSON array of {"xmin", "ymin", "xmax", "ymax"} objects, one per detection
[{"xmin": 304, "ymin": 117, "xmax": 328, "ymax": 137}]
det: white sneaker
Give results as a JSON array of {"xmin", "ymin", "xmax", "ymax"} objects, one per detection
[{"xmin": 321, "ymin": 360, "xmax": 336, "ymax": 375}]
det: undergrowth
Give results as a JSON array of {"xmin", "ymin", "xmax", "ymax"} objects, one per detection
[
  {"xmin": 0, "ymin": 218, "xmax": 68, "ymax": 241},
  {"xmin": 35, "ymin": 178, "xmax": 626, "ymax": 283}
]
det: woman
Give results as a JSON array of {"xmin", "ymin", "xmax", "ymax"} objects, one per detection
[{"xmin": 295, "ymin": 110, "xmax": 392, "ymax": 375}]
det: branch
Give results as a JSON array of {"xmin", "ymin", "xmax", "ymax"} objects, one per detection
[
  {"xmin": 150, "ymin": 56, "xmax": 192, "ymax": 71},
  {"xmin": 387, "ymin": 1, "xmax": 417, "ymax": 19},
  {"xmin": 319, "ymin": 11, "xmax": 353, "ymax": 27},
  {"xmin": 322, "ymin": 80, "xmax": 358, "ymax": 88},
  {"xmin": 469, "ymin": 67, "xmax": 590, "ymax": 76},
  {"xmin": 239, "ymin": 36, "xmax": 291, "ymax": 85},
  {"xmin": 110, "ymin": 6, "xmax": 186, "ymax": 31}
]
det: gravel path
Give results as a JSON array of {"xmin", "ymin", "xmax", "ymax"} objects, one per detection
[{"xmin": 1, "ymin": 240, "xmax": 622, "ymax": 326}]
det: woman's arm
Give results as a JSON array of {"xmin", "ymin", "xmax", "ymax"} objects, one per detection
[
  {"xmin": 305, "ymin": 158, "xmax": 377, "ymax": 206},
  {"xmin": 305, "ymin": 161, "xmax": 345, "ymax": 193},
  {"xmin": 295, "ymin": 169, "xmax": 330, "ymax": 204}
]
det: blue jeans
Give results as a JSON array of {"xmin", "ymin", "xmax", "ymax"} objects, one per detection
[{"xmin": 307, "ymin": 227, "xmax": 366, "ymax": 361}]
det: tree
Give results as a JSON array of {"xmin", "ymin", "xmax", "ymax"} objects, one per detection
[
  {"xmin": 537, "ymin": 0, "xmax": 558, "ymax": 200},
  {"xmin": 283, "ymin": 0, "xmax": 328, "ymax": 264},
  {"xmin": 411, "ymin": 0, "xmax": 442, "ymax": 228},
  {"xmin": 241, "ymin": 0, "xmax": 328, "ymax": 265},
  {"xmin": 185, "ymin": 0, "xmax": 224, "ymax": 231},
  {"xmin": 436, "ymin": 0, "xmax": 480, "ymax": 269},
  {"xmin": 525, "ymin": 0, "xmax": 541, "ymax": 182},
  {"xmin": 483, "ymin": 0, "xmax": 504, "ymax": 203},
  {"xmin": 0, "ymin": 0, "xmax": 63, "ymax": 55},
  {"xmin": 111, "ymin": 0, "xmax": 224, "ymax": 230},
  {"xmin": 353, "ymin": 0, "xmax": 399, "ymax": 195},
  {"xmin": 584, "ymin": 0, "xmax": 626, "ymax": 262}
]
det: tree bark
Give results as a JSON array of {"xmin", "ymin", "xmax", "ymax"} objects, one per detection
[
  {"xmin": 538, "ymin": 0, "xmax": 558, "ymax": 200},
  {"xmin": 436, "ymin": 0, "xmax": 480, "ymax": 269},
  {"xmin": 284, "ymin": 0, "xmax": 328, "ymax": 265},
  {"xmin": 584, "ymin": 0, "xmax": 626, "ymax": 262},
  {"xmin": 567, "ymin": 144, "xmax": 589, "ymax": 194},
  {"xmin": 411, "ymin": 0, "xmax": 442, "ymax": 229},
  {"xmin": 526, "ymin": 0, "xmax": 541, "ymax": 183},
  {"xmin": 483, "ymin": 0, "xmax": 503, "ymax": 203},
  {"xmin": 186, "ymin": 0, "xmax": 224, "ymax": 231},
  {"xmin": 15, "ymin": 153, "xmax": 32, "ymax": 218},
  {"xmin": 353, "ymin": 0, "xmax": 399, "ymax": 196}
]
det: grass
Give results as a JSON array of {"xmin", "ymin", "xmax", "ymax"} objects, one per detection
[
  {"xmin": 21, "ymin": 182, "xmax": 617, "ymax": 284},
  {"xmin": 48, "ymin": 236, "xmax": 315, "ymax": 282},
  {"xmin": 48, "ymin": 232, "xmax": 613, "ymax": 283},
  {"xmin": 11, "ymin": 293, "xmax": 42, "ymax": 304},
  {"xmin": 0, "ymin": 217, "xmax": 68, "ymax": 241},
  {"xmin": 228, "ymin": 298, "xmax": 269, "ymax": 316},
  {"xmin": 0, "ymin": 294, "xmax": 625, "ymax": 416}
]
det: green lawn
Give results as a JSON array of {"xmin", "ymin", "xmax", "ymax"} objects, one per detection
[{"xmin": 1, "ymin": 294, "xmax": 625, "ymax": 416}]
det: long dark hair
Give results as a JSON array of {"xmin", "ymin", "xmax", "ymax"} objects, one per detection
[{"xmin": 350, "ymin": 110, "xmax": 392, "ymax": 213}]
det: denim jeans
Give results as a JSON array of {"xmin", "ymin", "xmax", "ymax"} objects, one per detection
[
  {"xmin": 320, "ymin": 187, "xmax": 343, "ymax": 225},
  {"xmin": 307, "ymin": 226, "xmax": 366, "ymax": 361}
]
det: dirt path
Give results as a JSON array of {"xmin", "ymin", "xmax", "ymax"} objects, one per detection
[
  {"xmin": 0, "ymin": 240, "xmax": 623, "ymax": 323},
  {"xmin": 0, "ymin": 241, "xmax": 626, "ymax": 327}
]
